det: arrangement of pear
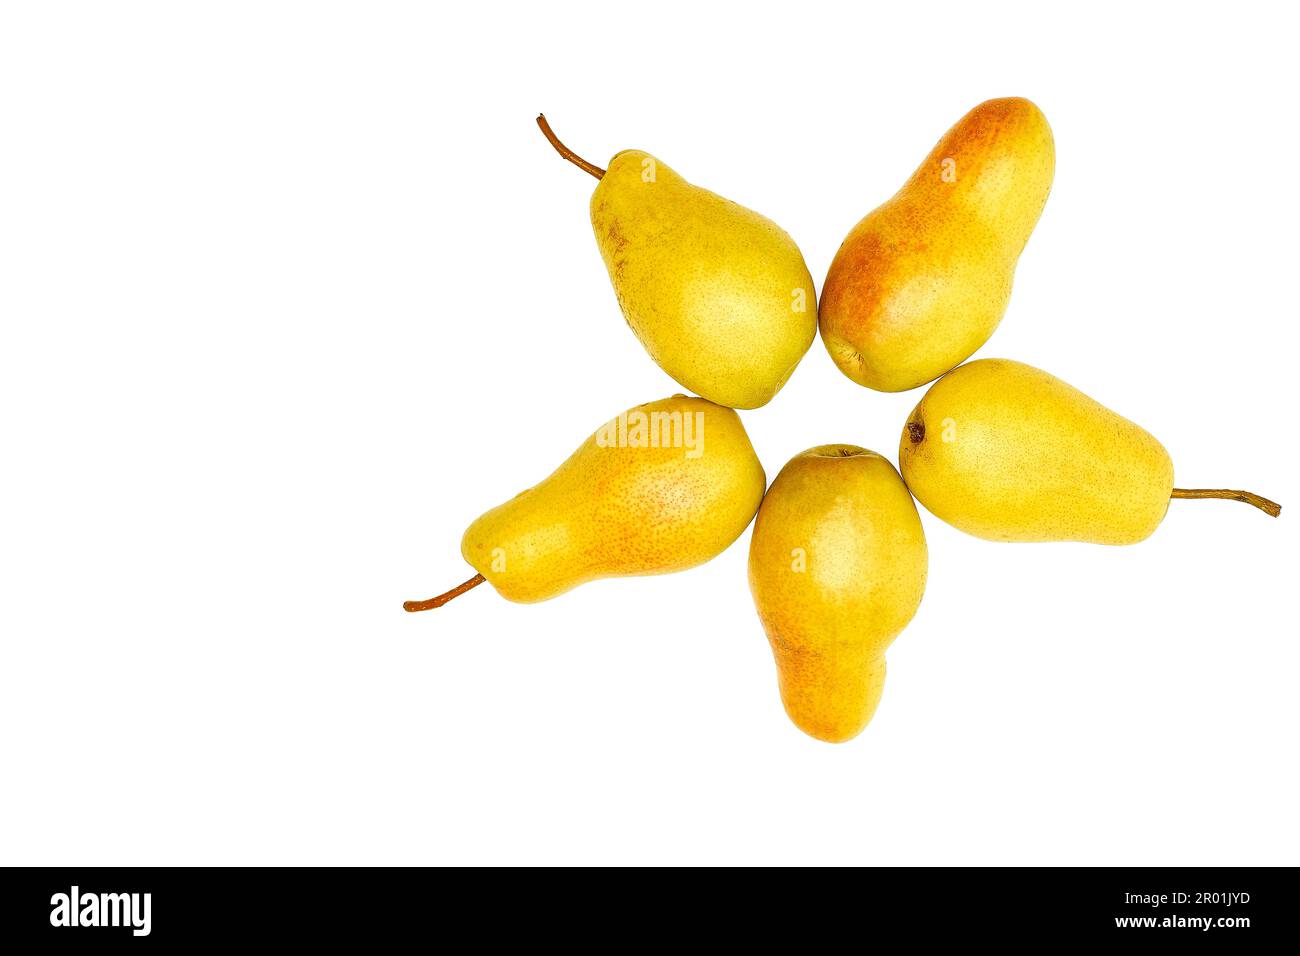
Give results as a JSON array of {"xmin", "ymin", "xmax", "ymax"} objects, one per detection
[
  {"xmin": 405, "ymin": 395, "xmax": 765, "ymax": 609},
  {"xmin": 899, "ymin": 359, "xmax": 1281, "ymax": 544},
  {"xmin": 536, "ymin": 115, "xmax": 817, "ymax": 409},
  {"xmin": 405, "ymin": 103, "xmax": 1282, "ymax": 745},
  {"xmin": 820, "ymin": 98, "xmax": 1055, "ymax": 392},
  {"xmin": 749, "ymin": 447, "xmax": 927, "ymax": 742}
]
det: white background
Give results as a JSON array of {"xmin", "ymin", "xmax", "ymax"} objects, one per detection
[{"xmin": 2, "ymin": 2, "xmax": 1296, "ymax": 866}]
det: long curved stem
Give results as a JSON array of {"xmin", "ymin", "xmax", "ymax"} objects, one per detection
[
  {"xmin": 404, "ymin": 573, "xmax": 486, "ymax": 612},
  {"xmin": 536, "ymin": 114, "xmax": 605, "ymax": 179},
  {"xmin": 1171, "ymin": 488, "xmax": 1281, "ymax": 517}
]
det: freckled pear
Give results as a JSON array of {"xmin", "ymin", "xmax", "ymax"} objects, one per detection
[
  {"xmin": 405, "ymin": 395, "xmax": 765, "ymax": 610},
  {"xmin": 820, "ymin": 98, "xmax": 1055, "ymax": 392},
  {"xmin": 748, "ymin": 447, "xmax": 927, "ymax": 743},
  {"xmin": 537, "ymin": 116, "xmax": 817, "ymax": 409},
  {"xmin": 899, "ymin": 359, "xmax": 1281, "ymax": 544}
]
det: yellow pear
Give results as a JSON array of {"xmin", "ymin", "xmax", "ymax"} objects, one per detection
[
  {"xmin": 405, "ymin": 395, "xmax": 765, "ymax": 609},
  {"xmin": 748, "ymin": 446, "xmax": 927, "ymax": 743},
  {"xmin": 899, "ymin": 359, "xmax": 1281, "ymax": 544},
  {"xmin": 537, "ymin": 115, "xmax": 817, "ymax": 409},
  {"xmin": 820, "ymin": 98, "xmax": 1055, "ymax": 392}
]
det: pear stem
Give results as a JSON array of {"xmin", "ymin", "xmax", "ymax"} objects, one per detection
[
  {"xmin": 404, "ymin": 573, "xmax": 486, "ymax": 612},
  {"xmin": 536, "ymin": 114, "xmax": 605, "ymax": 180},
  {"xmin": 1171, "ymin": 488, "xmax": 1281, "ymax": 517}
]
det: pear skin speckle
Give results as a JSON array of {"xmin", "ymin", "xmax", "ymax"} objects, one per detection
[{"xmin": 462, "ymin": 396, "xmax": 766, "ymax": 603}]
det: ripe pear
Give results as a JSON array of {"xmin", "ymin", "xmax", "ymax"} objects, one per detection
[
  {"xmin": 748, "ymin": 446, "xmax": 927, "ymax": 743},
  {"xmin": 405, "ymin": 395, "xmax": 765, "ymax": 610},
  {"xmin": 820, "ymin": 98, "xmax": 1055, "ymax": 392},
  {"xmin": 537, "ymin": 115, "xmax": 817, "ymax": 409},
  {"xmin": 899, "ymin": 359, "xmax": 1281, "ymax": 544}
]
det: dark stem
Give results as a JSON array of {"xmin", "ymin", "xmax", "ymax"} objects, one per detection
[
  {"xmin": 1171, "ymin": 488, "xmax": 1281, "ymax": 518},
  {"xmin": 536, "ymin": 114, "xmax": 605, "ymax": 179},
  {"xmin": 404, "ymin": 573, "xmax": 486, "ymax": 612}
]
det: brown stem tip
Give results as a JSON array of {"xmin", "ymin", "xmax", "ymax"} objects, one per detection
[
  {"xmin": 1171, "ymin": 488, "xmax": 1282, "ymax": 518},
  {"xmin": 536, "ymin": 114, "xmax": 605, "ymax": 180},
  {"xmin": 404, "ymin": 573, "xmax": 486, "ymax": 612}
]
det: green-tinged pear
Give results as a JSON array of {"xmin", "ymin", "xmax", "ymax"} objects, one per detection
[
  {"xmin": 538, "ymin": 115, "xmax": 817, "ymax": 409},
  {"xmin": 899, "ymin": 359, "xmax": 1280, "ymax": 544}
]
